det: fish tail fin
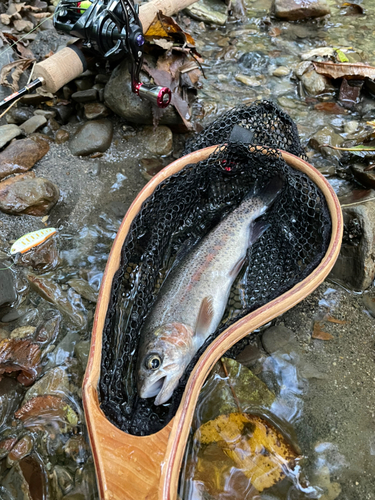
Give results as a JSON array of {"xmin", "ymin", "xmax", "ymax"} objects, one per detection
[
  {"xmin": 243, "ymin": 176, "xmax": 284, "ymax": 208},
  {"xmin": 249, "ymin": 219, "xmax": 271, "ymax": 245},
  {"xmin": 256, "ymin": 176, "xmax": 284, "ymax": 208}
]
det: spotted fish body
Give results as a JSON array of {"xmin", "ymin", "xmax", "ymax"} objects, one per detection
[{"xmin": 137, "ymin": 178, "xmax": 282, "ymax": 405}]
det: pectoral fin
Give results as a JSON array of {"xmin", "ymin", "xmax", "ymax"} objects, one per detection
[
  {"xmin": 230, "ymin": 256, "xmax": 246, "ymax": 277},
  {"xmin": 195, "ymin": 296, "xmax": 214, "ymax": 341}
]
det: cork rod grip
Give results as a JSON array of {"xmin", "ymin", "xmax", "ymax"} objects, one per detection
[{"xmin": 33, "ymin": 46, "xmax": 86, "ymax": 94}]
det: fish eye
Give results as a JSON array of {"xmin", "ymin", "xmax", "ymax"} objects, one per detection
[{"xmin": 145, "ymin": 354, "xmax": 162, "ymax": 370}]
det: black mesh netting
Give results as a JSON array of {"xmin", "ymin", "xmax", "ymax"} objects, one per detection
[{"xmin": 99, "ymin": 101, "xmax": 332, "ymax": 436}]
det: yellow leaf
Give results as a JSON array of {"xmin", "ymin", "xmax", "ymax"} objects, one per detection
[
  {"xmin": 145, "ymin": 11, "xmax": 195, "ymax": 46},
  {"xmin": 194, "ymin": 413, "xmax": 299, "ymax": 494}
]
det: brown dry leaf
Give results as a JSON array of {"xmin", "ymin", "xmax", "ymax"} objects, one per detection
[
  {"xmin": 30, "ymin": 12, "xmax": 51, "ymax": 19},
  {"xmin": 145, "ymin": 11, "xmax": 195, "ymax": 46},
  {"xmin": 269, "ymin": 27, "xmax": 281, "ymax": 37},
  {"xmin": 0, "ymin": 31, "xmax": 35, "ymax": 59},
  {"xmin": 0, "ymin": 58, "xmax": 34, "ymax": 92},
  {"xmin": 312, "ymin": 322, "xmax": 333, "ymax": 340},
  {"xmin": 326, "ymin": 315, "xmax": 347, "ymax": 324},
  {"xmin": 314, "ymin": 61, "xmax": 375, "ymax": 80},
  {"xmin": 195, "ymin": 413, "xmax": 299, "ymax": 494},
  {"xmin": 15, "ymin": 395, "xmax": 78, "ymax": 430},
  {"xmin": 13, "ymin": 19, "xmax": 34, "ymax": 33},
  {"xmin": 0, "ymin": 338, "xmax": 41, "ymax": 386},
  {"xmin": 0, "ymin": 14, "xmax": 11, "ymax": 25},
  {"xmin": 153, "ymin": 38, "xmax": 174, "ymax": 50},
  {"xmin": 143, "ymin": 60, "xmax": 194, "ymax": 130},
  {"xmin": 314, "ymin": 102, "xmax": 347, "ymax": 114}
]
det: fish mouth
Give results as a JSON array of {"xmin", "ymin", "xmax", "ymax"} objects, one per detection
[{"xmin": 139, "ymin": 376, "xmax": 166, "ymax": 399}]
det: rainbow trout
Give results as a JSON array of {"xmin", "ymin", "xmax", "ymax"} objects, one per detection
[{"xmin": 137, "ymin": 177, "xmax": 282, "ymax": 405}]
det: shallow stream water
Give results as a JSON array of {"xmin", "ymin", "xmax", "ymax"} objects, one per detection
[{"xmin": 1, "ymin": 0, "xmax": 375, "ymax": 499}]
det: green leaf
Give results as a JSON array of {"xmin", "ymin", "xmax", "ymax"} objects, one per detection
[{"xmin": 335, "ymin": 48, "xmax": 349, "ymax": 63}]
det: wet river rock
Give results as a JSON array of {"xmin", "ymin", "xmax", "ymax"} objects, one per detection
[
  {"xmin": 6, "ymin": 106, "xmax": 34, "ymax": 125},
  {"xmin": 330, "ymin": 191, "xmax": 375, "ymax": 289},
  {"xmin": 69, "ymin": 119, "xmax": 113, "ymax": 156},
  {"xmin": 309, "ymin": 126, "xmax": 344, "ymax": 160},
  {"xmin": 274, "ymin": 0, "xmax": 330, "ymax": 20},
  {"xmin": 0, "ymin": 262, "xmax": 17, "ymax": 321},
  {"xmin": 0, "ymin": 136, "xmax": 50, "ymax": 180},
  {"xmin": 350, "ymin": 164, "xmax": 375, "ymax": 189},
  {"xmin": 0, "ymin": 172, "xmax": 59, "ymax": 216}
]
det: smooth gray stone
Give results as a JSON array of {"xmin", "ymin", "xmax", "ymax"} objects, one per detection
[
  {"xmin": 69, "ymin": 120, "xmax": 113, "ymax": 156},
  {"xmin": 0, "ymin": 124, "xmax": 22, "ymax": 149}
]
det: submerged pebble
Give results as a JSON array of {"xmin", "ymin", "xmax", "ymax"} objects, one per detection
[
  {"xmin": 142, "ymin": 126, "xmax": 173, "ymax": 156},
  {"xmin": 67, "ymin": 279, "xmax": 98, "ymax": 303},
  {"xmin": 27, "ymin": 273, "xmax": 87, "ymax": 329},
  {"xmin": 273, "ymin": 66, "xmax": 290, "ymax": 77}
]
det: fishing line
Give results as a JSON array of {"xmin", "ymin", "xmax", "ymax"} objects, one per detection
[
  {"xmin": 0, "ymin": 263, "xmax": 15, "ymax": 271},
  {"xmin": 0, "ymin": 13, "xmax": 54, "ymax": 57}
]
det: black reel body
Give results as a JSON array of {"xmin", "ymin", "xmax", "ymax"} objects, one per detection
[
  {"xmin": 54, "ymin": 0, "xmax": 143, "ymax": 62},
  {"xmin": 53, "ymin": 0, "xmax": 171, "ymax": 107}
]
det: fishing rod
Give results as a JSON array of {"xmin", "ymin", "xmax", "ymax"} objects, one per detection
[{"xmin": 0, "ymin": 0, "xmax": 197, "ymax": 112}]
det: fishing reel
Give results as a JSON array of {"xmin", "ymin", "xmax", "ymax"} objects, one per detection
[{"xmin": 53, "ymin": 0, "xmax": 171, "ymax": 107}]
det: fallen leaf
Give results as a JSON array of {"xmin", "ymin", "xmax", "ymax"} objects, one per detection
[
  {"xmin": 0, "ymin": 338, "xmax": 41, "ymax": 386},
  {"xmin": 314, "ymin": 61, "xmax": 375, "ymax": 80},
  {"xmin": 194, "ymin": 413, "xmax": 299, "ymax": 494},
  {"xmin": 13, "ymin": 19, "xmax": 34, "ymax": 33},
  {"xmin": 152, "ymin": 38, "xmax": 174, "ymax": 50},
  {"xmin": 0, "ymin": 58, "xmax": 34, "ymax": 92},
  {"xmin": 145, "ymin": 11, "xmax": 195, "ymax": 46},
  {"xmin": 314, "ymin": 102, "xmax": 347, "ymax": 114},
  {"xmin": 335, "ymin": 48, "xmax": 349, "ymax": 63},
  {"xmin": 15, "ymin": 395, "xmax": 78, "ymax": 431},
  {"xmin": 312, "ymin": 322, "xmax": 333, "ymax": 340},
  {"xmin": 340, "ymin": 2, "xmax": 364, "ymax": 15},
  {"xmin": 338, "ymin": 78, "xmax": 363, "ymax": 109},
  {"xmin": 269, "ymin": 27, "xmax": 281, "ymax": 37},
  {"xmin": 326, "ymin": 315, "xmax": 347, "ymax": 324},
  {"xmin": 143, "ymin": 60, "xmax": 194, "ymax": 130},
  {"xmin": 0, "ymin": 13, "xmax": 11, "ymax": 25}
]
